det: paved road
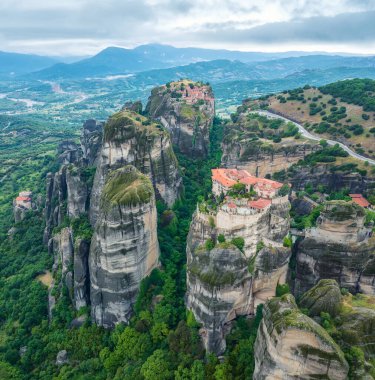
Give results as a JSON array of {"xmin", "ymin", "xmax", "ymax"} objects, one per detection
[{"xmin": 252, "ymin": 110, "xmax": 375, "ymax": 166}]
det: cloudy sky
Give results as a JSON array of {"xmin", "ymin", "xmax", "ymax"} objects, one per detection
[{"xmin": 1, "ymin": 0, "xmax": 375, "ymax": 56}]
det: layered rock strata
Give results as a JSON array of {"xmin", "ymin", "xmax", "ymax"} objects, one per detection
[
  {"xmin": 146, "ymin": 80, "xmax": 215, "ymax": 158},
  {"xmin": 48, "ymin": 227, "xmax": 90, "ymax": 311},
  {"xmin": 186, "ymin": 194, "xmax": 291, "ymax": 354},
  {"xmin": 89, "ymin": 166, "xmax": 159, "ymax": 327},
  {"xmin": 253, "ymin": 294, "xmax": 349, "ymax": 379},
  {"xmin": 295, "ymin": 201, "xmax": 375, "ymax": 296},
  {"xmin": 89, "ymin": 109, "xmax": 181, "ymax": 225},
  {"xmin": 186, "ymin": 244, "xmax": 252, "ymax": 354}
]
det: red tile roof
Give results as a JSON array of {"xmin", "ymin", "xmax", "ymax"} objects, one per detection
[
  {"xmin": 349, "ymin": 194, "xmax": 370, "ymax": 208},
  {"xmin": 248, "ymin": 198, "xmax": 272, "ymax": 209},
  {"xmin": 227, "ymin": 202, "xmax": 237, "ymax": 209},
  {"xmin": 212, "ymin": 168, "xmax": 283, "ymax": 190},
  {"xmin": 16, "ymin": 196, "xmax": 31, "ymax": 201}
]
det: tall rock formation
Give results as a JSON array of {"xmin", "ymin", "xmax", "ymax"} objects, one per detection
[
  {"xmin": 89, "ymin": 166, "xmax": 159, "ymax": 327},
  {"xmin": 80, "ymin": 119, "xmax": 104, "ymax": 166},
  {"xmin": 253, "ymin": 294, "xmax": 349, "ymax": 380},
  {"xmin": 89, "ymin": 109, "xmax": 181, "ymax": 225},
  {"xmin": 44, "ymin": 119, "xmax": 103, "ymax": 242},
  {"xmin": 44, "ymin": 119, "xmax": 103, "ymax": 311},
  {"xmin": 186, "ymin": 243, "xmax": 252, "ymax": 354},
  {"xmin": 295, "ymin": 201, "xmax": 375, "ymax": 296},
  {"xmin": 186, "ymin": 170, "xmax": 291, "ymax": 354},
  {"xmin": 146, "ymin": 80, "xmax": 215, "ymax": 158}
]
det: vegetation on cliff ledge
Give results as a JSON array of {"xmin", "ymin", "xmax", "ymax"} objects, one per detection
[{"xmin": 101, "ymin": 166, "xmax": 154, "ymax": 207}]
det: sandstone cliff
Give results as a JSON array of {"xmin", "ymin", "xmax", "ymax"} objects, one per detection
[
  {"xmin": 186, "ymin": 195, "xmax": 291, "ymax": 354},
  {"xmin": 298, "ymin": 279, "xmax": 375, "ymax": 378},
  {"xmin": 89, "ymin": 166, "xmax": 159, "ymax": 327},
  {"xmin": 186, "ymin": 243, "xmax": 252, "ymax": 355},
  {"xmin": 295, "ymin": 201, "xmax": 375, "ymax": 296},
  {"xmin": 221, "ymin": 106, "xmax": 320, "ymax": 177},
  {"xmin": 253, "ymin": 294, "xmax": 349, "ymax": 379},
  {"xmin": 48, "ymin": 227, "xmax": 90, "ymax": 312},
  {"xmin": 89, "ymin": 109, "xmax": 181, "ymax": 225},
  {"xmin": 145, "ymin": 80, "xmax": 214, "ymax": 158},
  {"xmin": 44, "ymin": 119, "xmax": 103, "ymax": 242}
]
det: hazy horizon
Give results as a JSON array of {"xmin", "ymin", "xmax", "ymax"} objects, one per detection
[{"xmin": 1, "ymin": 0, "xmax": 374, "ymax": 57}]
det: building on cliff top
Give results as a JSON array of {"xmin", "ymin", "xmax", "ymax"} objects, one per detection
[
  {"xmin": 173, "ymin": 82, "xmax": 214, "ymax": 108},
  {"xmin": 349, "ymin": 194, "xmax": 371, "ymax": 208},
  {"xmin": 15, "ymin": 191, "xmax": 32, "ymax": 209},
  {"xmin": 212, "ymin": 168, "xmax": 283, "ymax": 199}
]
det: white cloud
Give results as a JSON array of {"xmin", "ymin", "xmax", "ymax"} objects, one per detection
[{"xmin": 1, "ymin": 0, "xmax": 375, "ymax": 55}]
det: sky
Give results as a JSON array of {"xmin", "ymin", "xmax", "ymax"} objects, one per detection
[{"xmin": 1, "ymin": 0, "xmax": 375, "ymax": 56}]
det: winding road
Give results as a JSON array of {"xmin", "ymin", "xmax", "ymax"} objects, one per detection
[{"xmin": 253, "ymin": 110, "xmax": 375, "ymax": 166}]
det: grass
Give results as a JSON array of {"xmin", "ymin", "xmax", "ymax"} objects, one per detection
[
  {"xmin": 102, "ymin": 165, "xmax": 154, "ymax": 207},
  {"xmin": 341, "ymin": 293, "xmax": 375, "ymax": 313},
  {"xmin": 36, "ymin": 271, "xmax": 53, "ymax": 287}
]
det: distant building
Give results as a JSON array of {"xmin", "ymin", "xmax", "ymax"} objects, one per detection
[
  {"xmin": 349, "ymin": 194, "xmax": 371, "ymax": 209},
  {"xmin": 14, "ymin": 191, "xmax": 33, "ymax": 222},
  {"xmin": 212, "ymin": 168, "xmax": 284, "ymax": 199}
]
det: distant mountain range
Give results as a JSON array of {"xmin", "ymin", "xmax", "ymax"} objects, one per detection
[
  {"xmin": 1, "ymin": 43, "xmax": 375, "ymax": 81},
  {"xmin": 0, "ymin": 51, "xmax": 58, "ymax": 76}
]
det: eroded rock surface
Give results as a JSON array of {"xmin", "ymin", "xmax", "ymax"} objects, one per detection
[
  {"xmin": 89, "ymin": 109, "xmax": 181, "ymax": 225},
  {"xmin": 295, "ymin": 201, "xmax": 375, "ymax": 296},
  {"xmin": 89, "ymin": 166, "xmax": 159, "ymax": 327},
  {"xmin": 186, "ymin": 243, "xmax": 252, "ymax": 354},
  {"xmin": 146, "ymin": 80, "xmax": 214, "ymax": 158},
  {"xmin": 253, "ymin": 294, "xmax": 349, "ymax": 380}
]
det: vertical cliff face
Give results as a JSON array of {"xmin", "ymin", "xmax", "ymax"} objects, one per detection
[
  {"xmin": 80, "ymin": 119, "xmax": 103, "ymax": 166},
  {"xmin": 44, "ymin": 119, "xmax": 103, "ymax": 313},
  {"xmin": 89, "ymin": 166, "xmax": 159, "ymax": 327},
  {"xmin": 44, "ymin": 120, "xmax": 103, "ymax": 242},
  {"xmin": 89, "ymin": 109, "xmax": 181, "ymax": 225},
  {"xmin": 295, "ymin": 201, "xmax": 375, "ymax": 296},
  {"xmin": 186, "ymin": 195, "xmax": 291, "ymax": 354},
  {"xmin": 186, "ymin": 240, "xmax": 252, "ymax": 355},
  {"xmin": 252, "ymin": 246, "xmax": 291, "ymax": 308},
  {"xmin": 253, "ymin": 294, "xmax": 349, "ymax": 380},
  {"xmin": 145, "ymin": 80, "xmax": 215, "ymax": 158}
]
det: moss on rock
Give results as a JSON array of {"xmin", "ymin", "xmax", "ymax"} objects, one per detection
[
  {"xmin": 101, "ymin": 165, "xmax": 154, "ymax": 208},
  {"xmin": 299, "ymin": 279, "xmax": 342, "ymax": 317}
]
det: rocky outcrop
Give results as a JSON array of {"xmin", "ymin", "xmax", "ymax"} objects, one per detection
[
  {"xmin": 80, "ymin": 119, "xmax": 103, "ymax": 166},
  {"xmin": 48, "ymin": 227, "xmax": 90, "ymax": 310},
  {"xmin": 89, "ymin": 109, "xmax": 181, "ymax": 225},
  {"xmin": 44, "ymin": 119, "xmax": 103, "ymax": 242},
  {"xmin": 186, "ymin": 196, "xmax": 291, "ymax": 354},
  {"xmin": 289, "ymin": 164, "xmax": 375, "ymax": 196},
  {"xmin": 186, "ymin": 243, "xmax": 252, "ymax": 354},
  {"xmin": 253, "ymin": 294, "xmax": 349, "ymax": 380},
  {"xmin": 73, "ymin": 238, "xmax": 90, "ymax": 309},
  {"xmin": 252, "ymin": 246, "xmax": 292, "ymax": 308},
  {"xmin": 299, "ymin": 279, "xmax": 342, "ymax": 317},
  {"xmin": 49, "ymin": 227, "xmax": 74, "ymax": 300},
  {"xmin": 146, "ymin": 80, "xmax": 214, "ymax": 158},
  {"xmin": 89, "ymin": 166, "xmax": 159, "ymax": 327},
  {"xmin": 295, "ymin": 201, "xmax": 375, "ymax": 296},
  {"xmin": 298, "ymin": 280, "xmax": 375, "ymax": 376},
  {"xmin": 222, "ymin": 138, "xmax": 319, "ymax": 178}
]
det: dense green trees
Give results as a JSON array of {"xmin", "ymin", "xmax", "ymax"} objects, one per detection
[{"xmin": 320, "ymin": 79, "xmax": 375, "ymax": 112}]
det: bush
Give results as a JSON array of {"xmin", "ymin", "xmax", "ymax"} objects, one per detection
[
  {"xmin": 283, "ymin": 235, "xmax": 292, "ymax": 248},
  {"xmin": 205, "ymin": 238, "xmax": 215, "ymax": 251},
  {"xmin": 276, "ymin": 283, "xmax": 290, "ymax": 297},
  {"xmin": 278, "ymin": 184, "xmax": 290, "ymax": 197},
  {"xmin": 231, "ymin": 237, "xmax": 245, "ymax": 252},
  {"xmin": 217, "ymin": 234, "xmax": 225, "ymax": 243}
]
